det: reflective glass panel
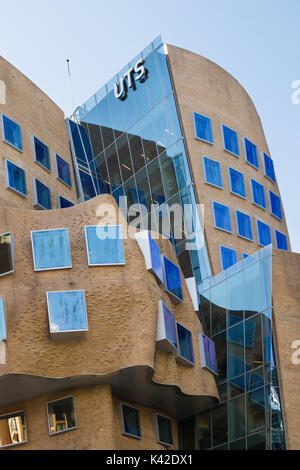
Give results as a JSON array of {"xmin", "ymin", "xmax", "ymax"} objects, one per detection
[
  {"xmin": 162, "ymin": 302, "xmax": 177, "ymax": 350},
  {"xmin": 263, "ymin": 153, "xmax": 276, "ymax": 183},
  {"xmin": 34, "ymin": 179, "xmax": 52, "ymax": 210},
  {"xmin": 256, "ymin": 220, "xmax": 271, "ymax": 247},
  {"xmin": 244, "ymin": 138, "xmax": 259, "ymax": 168},
  {"xmin": 149, "ymin": 233, "xmax": 163, "ymax": 283},
  {"xmin": 274, "ymin": 230, "xmax": 288, "ymax": 251},
  {"xmin": 229, "ymin": 395, "xmax": 245, "ymax": 441},
  {"xmin": 55, "ymin": 154, "xmax": 72, "ymax": 187},
  {"xmin": 48, "ymin": 397, "xmax": 76, "ymax": 434},
  {"xmin": 31, "ymin": 229, "xmax": 71, "ymax": 271},
  {"xmin": 2, "ymin": 115, "xmax": 23, "ymax": 151},
  {"xmin": 228, "ymin": 167, "xmax": 245, "ymax": 198},
  {"xmin": 251, "ymin": 179, "xmax": 266, "ymax": 209},
  {"xmin": 247, "ymin": 387, "xmax": 266, "ymax": 434},
  {"xmin": 33, "ymin": 137, "xmax": 50, "ymax": 171},
  {"xmin": 220, "ymin": 246, "xmax": 237, "ymax": 271},
  {"xmin": 269, "ymin": 191, "xmax": 282, "ymax": 220},
  {"xmin": 236, "ymin": 210, "xmax": 253, "ymax": 241},
  {"xmin": 0, "ymin": 233, "xmax": 14, "ymax": 276},
  {"xmin": 6, "ymin": 160, "xmax": 27, "ymax": 196},
  {"xmin": 213, "ymin": 202, "xmax": 232, "ymax": 232},
  {"xmin": 157, "ymin": 415, "xmax": 173, "ymax": 445},
  {"xmin": 0, "ymin": 412, "xmax": 27, "ymax": 447},
  {"xmin": 85, "ymin": 225, "xmax": 125, "ymax": 265},
  {"xmin": 203, "ymin": 157, "xmax": 223, "ymax": 188},
  {"xmin": 122, "ymin": 404, "xmax": 141, "ymax": 438},
  {"xmin": 163, "ymin": 256, "xmax": 183, "ymax": 302},
  {"xmin": 176, "ymin": 323, "xmax": 194, "ymax": 365},
  {"xmin": 58, "ymin": 196, "xmax": 74, "ymax": 209},
  {"xmin": 222, "ymin": 125, "xmax": 240, "ymax": 156},
  {"xmin": 0, "ymin": 299, "xmax": 6, "ymax": 341},
  {"xmin": 212, "ymin": 404, "xmax": 227, "ymax": 446},
  {"xmin": 47, "ymin": 290, "xmax": 88, "ymax": 333},
  {"xmin": 194, "ymin": 113, "xmax": 214, "ymax": 143}
]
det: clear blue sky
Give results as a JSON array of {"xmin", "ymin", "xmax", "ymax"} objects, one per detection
[{"xmin": 0, "ymin": 0, "xmax": 299, "ymax": 252}]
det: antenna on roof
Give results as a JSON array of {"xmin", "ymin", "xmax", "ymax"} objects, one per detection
[{"xmin": 66, "ymin": 58, "xmax": 74, "ymax": 120}]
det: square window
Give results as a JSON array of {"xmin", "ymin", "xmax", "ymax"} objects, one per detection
[
  {"xmin": 58, "ymin": 195, "xmax": 74, "ymax": 209},
  {"xmin": 0, "ymin": 233, "xmax": 14, "ymax": 277},
  {"xmin": 55, "ymin": 154, "xmax": 72, "ymax": 188},
  {"xmin": 228, "ymin": 168, "xmax": 246, "ymax": 198},
  {"xmin": 85, "ymin": 225, "xmax": 125, "ymax": 265},
  {"xmin": 121, "ymin": 404, "xmax": 141, "ymax": 439},
  {"xmin": 0, "ymin": 299, "xmax": 7, "ymax": 342},
  {"xmin": 46, "ymin": 290, "xmax": 88, "ymax": 338},
  {"xmin": 251, "ymin": 179, "xmax": 266, "ymax": 209},
  {"xmin": 2, "ymin": 114, "xmax": 23, "ymax": 151},
  {"xmin": 256, "ymin": 220, "xmax": 271, "ymax": 246},
  {"xmin": 203, "ymin": 157, "xmax": 223, "ymax": 188},
  {"xmin": 5, "ymin": 160, "xmax": 27, "ymax": 197},
  {"xmin": 32, "ymin": 136, "xmax": 50, "ymax": 171},
  {"xmin": 162, "ymin": 256, "xmax": 183, "ymax": 303},
  {"xmin": 33, "ymin": 178, "xmax": 52, "ymax": 210},
  {"xmin": 193, "ymin": 113, "xmax": 214, "ymax": 144},
  {"xmin": 222, "ymin": 125, "xmax": 240, "ymax": 156},
  {"xmin": 262, "ymin": 152, "xmax": 276, "ymax": 183},
  {"xmin": 243, "ymin": 137, "xmax": 259, "ymax": 169},
  {"xmin": 31, "ymin": 229, "xmax": 72, "ymax": 271},
  {"xmin": 176, "ymin": 322, "xmax": 194, "ymax": 366},
  {"xmin": 212, "ymin": 201, "xmax": 232, "ymax": 233},
  {"xmin": 269, "ymin": 191, "xmax": 283, "ymax": 220},
  {"xmin": 157, "ymin": 301, "xmax": 178, "ymax": 352},
  {"xmin": 275, "ymin": 230, "xmax": 288, "ymax": 251},
  {"xmin": 47, "ymin": 397, "xmax": 76, "ymax": 435},
  {"xmin": 156, "ymin": 415, "xmax": 174, "ymax": 446},
  {"xmin": 236, "ymin": 211, "xmax": 253, "ymax": 241},
  {"xmin": 199, "ymin": 333, "xmax": 218, "ymax": 375},
  {"xmin": 220, "ymin": 246, "xmax": 238, "ymax": 271},
  {"xmin": 0, "ymin": 411, "xmax": 27, "ymax": 447}
]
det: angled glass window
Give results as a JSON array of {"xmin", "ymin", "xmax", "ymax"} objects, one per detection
[
  {"xmin": 0, "ymin": 233, "xmax": 14, "ymax": 277},
  {"xmin": 269, "ymin": 191, "xmax": 283, "ymax": 220},
  {"xmin": 243, "ymin": 137, "xmax": 259, "ymax": 169},
  {"xmin": 156, "ymin": 415, "xmax": 173, "ymax": 446},
  {"xmin": 262, "ymin": 152, "xmax": 276, "ymax": 183},
  {"xmin": 0, "ymin": 299, "xmax": 7, "ymax": 342},
  {"xmin": 55, "ymin": 154, "xmax": 72, "ymax": 188},
  {"xmin": 193, "ymin": 113, "xmax": 214, "ymax": 144},
  {"xmin": 0, "ymin": 411, "xmax": 27, "ymax": 448},
  {"xmin": 176, "ymin": 322, "xmax": 194, "ymax": 366},
  {"xmin": 222, "ymin": 125, "xmax": 240, "ymax": 156},
  {"xmin": 85, "ymin": 225, "xmax": 125, "ymax": 265},
  {"xmin": 33, "ymin": 178, "xmax": 52, "ymax": 210},
  {"xmin": 275, "ymin": 230, "xmax": 288, "ymax": 251},
  {"xmin": 58, "ymin": 196, "xmax": 74, "ymax": 209},
  {"xmin": 162, "ymin": 256, "xmax": 183, "ymax": 303},
  {"xmin": 236, "ymin": 210, "xmax": 253, "ymax": 241},
  {"xmin": 212, "ymin": 202, "xmax": 232, "ymax": 233},
  {"xmin": 203, "ymin": 157, "xmax": 223, "ymax": 188},
  {"xmin": 31, "ymin": 229, "xmax": 72, "ymax": 271},
  {"xmin": 47, "ymin": 397, "xmax": 76, "ymax": 435},
  {"xmin": 121, "ymin": 404, "xmax": 141, "ymax": 439},
  {"xmin": 242, "ymin": 253, "xmax": 249, "ymax": 259},
  {"xmin": 228, "ymin": 168, "xmax": 246, "ymax": 198},
  {"xmin": 46, "ymin": 290, "xmax": 88, "ymax": 337},
  {"xmin": 256, "ymin": 220, "xmax": 271, "ymax": 246},
  {"xmin": 135, "ymin": 231, "xmax": 163, "ymax": 284},
  {"xmin": 32, "ymin": 136, "xmax": 50, "ymax": 171},
  {"xmin": 199, "ymin": 333, "xmax": 218, "ymax": 375},
  {"xmin": 2, "ymin": 114, "xmax": 23, "ymax": 151},
  {"xmin": 5, "ymin": 159, "xmax": 27, "ymax": 197},
  {"xmin": 157, "ymin": 301, "xmax": 178, "ymax": 352},
  {"xmin": 220, "ymin": 246, "xmax": 238, "ymax": 271},
  {"xmin": 251, "ymin": 179, "xmax": 266, "ymax": 209}
]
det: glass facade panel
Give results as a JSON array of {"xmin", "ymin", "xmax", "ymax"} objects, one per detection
[
  {"xmin": 222, "ymin": 125, "xmax": 240, "ymax": 156},
  {"xmin": 269, "ymin": 191, "xmax": 283, "ymax": 220},
  {"xmin": 122, "ymin": 404, "xmax": 141, "ymax": 438},
  {"xmin": 6, "ymin": 160, "xmax": 27, "ymax": 196},
  {"xmin": 48, "ymin": 397, "xmax": 76, "ymax": 434},
  {"xmin": 157, "ymin": 415, "xmax": 173, "ymax": 446},
  {"xmin": 203, "ymin": 157, "xmax": 223, "ymax": 188},
  {"xmin": 229, "ymin": 395, "xmax": 245, "ymax": 441},
  {"xmin": 243, "ymin": 138, "xmax": 259, "ymax": 169},
  {"xmin": 46, "ymin": 290, "xmax": 88, "ymax": 334},
  {"xmin": 228, "ymin": 168, "xmax": 245, "ymax": 198},
  {"xmin": 0, "ymin": 233, "xmax": 14, "ymax": 277},
  {"xmin": 212, "ymin": 405, "xmax": 228, "ymax": 446},
  {"xmin": 236, "ymin": 210, "xmax": 253, "ymax": 241},
  {"xmin": 85, "ymin": 225, "xmax": 125, "ymax": 265},
  {"xmin": 251, "ymin": 179, "xmax": 266, "ymax": 209},
  {"xmin": 31, "ymin": 229, "xmax": 71, "ymax": 271},
  {"xmin": 213, "ymin": 202, "xmax": 232, "ymax": 232},
  {"xmin": 194, "ymin": 113, "xmax": 213, "ymax": 143},
  {"xmin": 2, "ymin": 115, "xmax": 23, "ymax": 151},
  {"xmin": 33, "ymin": 137, "xmax": 50, "ymax": 171}
]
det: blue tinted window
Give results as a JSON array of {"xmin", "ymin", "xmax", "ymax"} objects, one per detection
[
  {"xmin": 157, "ymin": 415, "xmax": 173, "ymax": 446},
  {"xmin": 33, "ymin": 137, "xmax": 50, "ymax": 171},
  {"xmin": 194, "ymin": 113, "xmax": 213, "ymax": 144},
  {"xmin": 149, "ymin": 233, "xmax": 164, "ymax": 283},
  {"xmin": 200, "ymin": 334, "xmax": 218, "ymax": 375},
  {"xmin": 163, "ymin": 256, "xmax": 183, "ymax": 302},
  {"xmin": 243, "ymin": 138, "xmax": 259, "ymax": 169},
  {"xmin": 220, "ymin": 246, "xmax": 238, "ymax": 270},
  {"xmin": 242, "ymin": 253, "xmax": 249, "ymax": 259},
  {"xmin": 0, "ymin": 299, "xmax": 7, "ymax": 342},
  {"xmin": 31, "ymin": 229, "xmax": 72, "ymax": 271},
  {"xmin": 68, "ymin": 119, "xmax": 88, "ymax": 168},
  {"xmin": 79, "ymin": 170, "xmax": 96, "ymax": 201},
  {"xmin": 85, "ymin": 225, "xmax": 125, "ymax": 265},
  {"xmin": 55, "ymin": 154, "xmax": 72, "ymax": 187},
  {"xmin": 46, "ymin": 290, "xmax": 88, "ymax": 333},
  {"xmin": 121, "ymin": 404, "xmax": 141, "ymax": 438},
  {"xmin": 213, "ymin": 202, "xmax": 232, "ymax": 232},
  {"xmin": 161, "ymin": 302, "xmax": 177, "ymax": 350},
  {"xmin": 269, "ymin": 191, "xmax": 282, "ymax": 220},
  {"xmin": 176, "ymin": 322, "xmax": 194, "ymax": 365},
  {"xmin": 34, "ymin": 179, "xmax": 52, "ymax": 210},
  {"xmin": 228, "ymin": 168, "xmax": 246, "ymax": 198},
  {"xmin": 5, "ymin": 160, "xmax": 27, "ymax": 196},
  {"xmin": 58, "ymin": 196, "xmax": 74, "ymax": 209},
  {"xmin": 251, "ymin": 179, "xmax": 266, "ymax": 209},
  {"xmin": 2, "ymin": 115, "xmax": 23, "ymax": 151},
  {"xmin": 263, "ymin": 153, "xmax": 276, "ymax": 183},
  {"xmin": 203, "ymin": 157, "xmax": 223, "ymax": 188},
  {"xmin": 256, "ymin": 220, "xmax": 271, "ymax": 246},
  {"xmin": 236, "ymin": 211, "xmax": 253, "ymax": 241},
  {"xmin": 222, "ymin": 125, "xmax": 239, "ymax": 156},
  {"xmin": 275, "ymin": 230, "xmax": 288, "ymax": 251}
]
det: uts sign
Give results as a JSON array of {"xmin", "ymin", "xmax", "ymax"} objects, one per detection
[{"xmin": 113, "ymin": 59, "xmax": 147, "ymax": 101}]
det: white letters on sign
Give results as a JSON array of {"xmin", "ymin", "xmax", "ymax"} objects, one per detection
[{"xmin": 114, "ymin": 59, "xmax": 146, "ymax": 100}]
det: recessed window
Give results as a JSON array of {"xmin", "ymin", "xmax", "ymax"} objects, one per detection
[
  {"xmin": 157, "ymin": 301, "xmax": 178, "ymax": 353},
  {"xmin": 256, "ymin": 220, "xmax": 271, "ymax": 246},
  {"xmin": 236, "ymin": 210, "xmax": 253, "ymax": 241},
  {"xmin": 33, "ymin": 178, "xmax": 52, "ymax": 210},
  {"xmin": 193, "ymin": 113, "xmax": 214, "ymax": 144},
  {"xmin": 243, "ymin": 137, "xmax": 259, "ymax": 169},
  {"xmin": 0, "ymin": 411, "xmax": 27, "ymax": 448},
  {"xmin": 176, "ymin": 322, "xmax": 194, "ymax": 366},
  {"xmin": 31, "ymin": 229, "xmax": 72, "ymax": 271},
  {"xmin": 46, "ymin": 290, "xmax": 88, "ymax": 338},
  {"xmin": 203, "ymin": 157, "xmax": 223, "ymax": 188},
  {"xmin": 212, "ymin": 201, "xmax": 232, "ymax": 233},
  {"xmin": 262, "ymin": 152, "xmax": 276, "ymax": 183},
  {"xmin": 121, "ymin": 404, "xmax": 141, "ymax": 439},
  {"xmin": 199, "ymin": 333, "xmax": 218, "ymax": 375},
  {"xmin": 222, "ymin": 125, "xmax": 240, "ymax": 156},
  {"xmin": 162, "ymin": 256, "xmax": 183, "ymax": 303},
  {"xmin": 228, "ymin": 168, "xmax": 246, "ymax": 198},
  {"xmin": 156, "ymin": 415, "xmax": 174, "ymax": 446},
  {"xmin": 250, "ymin": 179, "xmax": 266, "ymax": 209},
  {"xmin": 47, "ymin": 397, "xmax": 76, "ymax": 435},
  {"xmin": 275, "ymin": 230, "xmax": 288, "ymax": 251},
  {"xmin": 5, "ymin": 160, "xmax": 27, "ymax": 197},
  {"xmin": 0, "ymin": 299, "xmax": 7, "ymax": 342},
  {"xmin": 2, "ymin": 114, "xmax": 23, "ymax": 151},
  {"xmin": 220, "ymin": 246, "xmax": 238, "ymax": 270},
  {"xmin": 32, "ymin": 136, "xmax": 50, "ymax": 171},
  {"xmin": 242, "ymin": 253, "xmax": 249, "ymax": 259},
  {"xmin": 135, "ymin": 231, "xmax": 164, "ymax": 284},
  {"xmin": 58, "ymin": 195, "xmax": 74, "ymax": 209},
  {"xmin": 269, "ymin": 191, "xmax": 283, "ymax": 220},
  {"xmin": 85, "ymin": 225, "xmax": 125, "ymax": 266},
  {"xmin": 0, "ymin": 233, "xmax": 14, "ymax": 277},
  {"xmin": 55, "ymin": 154, "xmax": 72, "ymax": 188}
]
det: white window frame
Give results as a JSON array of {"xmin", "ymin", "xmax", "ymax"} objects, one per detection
[
  {"xmin": 221, "ymin": 124, "xmax": 240, "ymax": 157},
  {"xmin": 242, "ymin": 136, "xmax": 259, "ymax": 170},
  {"xmin": 268, "ymin": 190, "xmax": 283, "ymax": 221},
  {"xmin": 260, "ymin": 151, "xmax": 276, "ymax": 184},
  {"xmin": 5, "ymin": 159, "xmax": 27, "ymax": 198},
  {"xmin": 212, "ymin": 201, "xmax": 233, "ymax": 234},
  {"xmin": 202, "ymin": 156, "xmax": 223, "ymax": 189},
  {"xmin": 235, "ymin": 210, "xmax": 254, "ymax": 242},
  {"xmin": 84, "ymin": 225, "xmax": 125, "ymax": 266},
  {"xmin": 227, "ymin": 167, "xmax": 246, "ymax": 199},
  {"xmin": 249, "ymin": 178, "xmax": 267, "ymax": 211},
  {"xmin": 161, "ymin": 255, "xmax": 183, "ymax": 304},
  {"xmin": 1, "ymin": 114, "xmax": 23, "ymax": 153},
  {"xmin": 193, "ymin": 112, "xmax": 214, "ymax": 145},
  {"xmin": 31, "ymin": 228, "xmax": 72, "ymax": 272},
  {"xmin": 31, "ymin": 135, "xmax": 51, "ymax": 173},
  {"xmin": 255, "ymin": 219, "xmax": 272, "ymax": 247},
  {"xmin": 219, "ymin": 245, "xmax": 238, "ymax": 271}
]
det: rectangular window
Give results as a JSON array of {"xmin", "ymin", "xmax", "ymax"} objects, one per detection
[
  {"xmin": 31, "ymin": 229, "xmax": 72, "ymax": 271},
  {"xmin": 162, "ymin": 256, "xmax": 183, "ymax": 303},
  {"xmin": 203, "ymin": 157, "xmax": 223, "ymax": 188},
  {"xmin": 2, "ymin": 114, "xmax": 23, "ymax": 151},
  {"xmin": 32, "ymin": 136, "xmax": 50, "ymax": 171},
  {"xmin": 55, "ymin": 154, "xmax": 72, "ymax": 188},
  {"xmin": 0, "ymin": 411, "xmax": 27, "ymax": 447},
  {"xmin": 275, "ymin": 230, "xmax": 288, "ymax": 251},
  {"xmin": 0, "ymin": 299, "xmax": 7, "ymax": 342},
  {"xmin": 243, "ymin": 137, "xmax": 259, "ymax": 169},
  {"xmin": 121, "ymin": 404, "xmax": 141, "ymax": 439},
  {"xmin": 199, "ymin": 333, "xmax": 218, "ymax": 375},
  {"xmin": 256, "ymin": 220, "xmax": 272, "ymax": 246},
  {"xmin": 236, "ymin": 210, "xmax": 253, "ymax": 241},
  {"xmin": 46, "ymin": 290, "xmax": 88, "ymax": 337},
  {"xmin": 228, "ymin": 168, "xmax": 246, "ymax": 198},
  {"xmin": 47, "ymin": 396, "xmax": 76, "ymax": 435},
  {"xmin": 250, "ymin": 179, "xmax": 266, "ymax": 209},
  {"xmin": 33, "ymin": 178, "xmax": 52, "ymax": 210},
  {"xmin": 222, "ymin": 125, "xmax": 240, "ymax": 156},
  {"xmin": 262, "ymin": 152, "xmax": 276, "ymax": 183},
  {"xmin": 193, "ymin": 113, "xmax": 214, "ymax": 144},
  {"xmin": 157, "ymin": 301, "xmax": 178, "ymax": 353},
  {"xmin": 85, "ymin": 225, "xmax": 125, "ymax": 265},
  {"xmin": 220, "ymin": 246, "xmax": 238, "ymax": 270},
  {"xmin": 58, "ymin": 196, "xmax": 74, "ymax": 209},
  {"xmin": 156, "ymin": 415, "xmax": 174, "ymax": 446},
  {"xmin": 135, "ymin": 231, "xmax": 163, "ymax": 284},
  {"xmin": 0, "ymin": 233, "xmax": 14, "ymax": 277},
  {"xmin": 5, "ymin": 159, "xmax": 27, "ymax": 197},
  {"xmin": 212, "ymin": 201, "xmax": 232, "ymax": 233},
  {"xmin": 269, "ymin": 191, "xmax": 283, "ymax": 220},
  {"xmin": 176, "ymin": 322, "xmax": 194, "ymax": 366}
]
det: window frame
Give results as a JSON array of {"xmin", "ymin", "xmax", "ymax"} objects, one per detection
[
  {"xmin": 176, "ymin": 321, "xmax": 195, "ymax": 367},
  {"xmin": 198, "ymin": 333, "xmax": 218, "ymax": 376},
  {"xmin": 1, "ymin": 114, "xmax": 23, "ymax": 152},
  {"xmin": 47, "ymin": 395, "xmax": 77, "ymax": 436},
  {"xmin": 221, "ymin": 124, "xmax": 240, "ymax": 157},
  {"xmin": 31, "ymin": 228, "xmax": 72, "ymax": 272},
  {"xmin": 235, "ymin": 210, "xmax": 253, "ymax": 242},
  {"xmin": 202, "ymin": 156, "xmax": 223, "ymax": 189},
  {"xmin": 261, "ymin": 151, "xmax": 276, "ymax": 184},
  {"xmin": 31, "ymin": 135, "xmax": 51, "ymax": 173},
  {"xmin": 57, "ymin": 195, "xmax": 74, "ymax": 209},
  {"xmin": 274, "ymin": 229, "xmax": 288, "ymax": 251},
  {"xmin": 242, "ymin": 137, "xmax": 259, "ymax": 170},
  {"xmin": 250, "ymin": 178, "xmax": 267, "ymax": 210},
  {"xmin": 227, "ymin": 167, "xmax": 246, "ymax": 199},
  {"xmin": 33, "ymin": 177, "xmax": 52, "ymax": 210},
  {"xmin": 162, "ymin": 256, "xmax": 183, "ymax": 304},
  {"xmin": 84, "ymin": 225, "xmax": 125, "ymax": 266},
  {"xmin": 54, "ymin": 153, "xmax": 72, "ymax": 189},
  {"xmin": 0, "ymin": 232, "xmax": 14, "ymax": 278},
  {"xmin": 120, "ymin": 403, "xmax": 142, "ymax": 439},
  {"xmin": 212, "ymin": 201, "xmax": 232, "ymax": 234},
  {"xmin": 193, "ymin": 112, "xmax": 214, "ymax": 145},
  {"xmin": 156, "ymin": 300, "xmax": 178, "ymax": 353},
  {"xmin": 268, "ymin": 190, "xmax": 283, "ymax": 221},
  {"xmin": 219, "ymin": 245, "xmax": 238, "ymax": 271},
  {"xmin": 0, "ymin": 410, "xmax": 27, "ymax": 448},
  {"xmin": 4, "ymin": 159, "xmax": 27, "ymax": 198},
  {"xmin": 255, "ymin": 220, "xmax": 272, "ymax": 247},
  {"xmin": 155, "ymin": 414, "xmax": 174, "ymax": 447}
]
